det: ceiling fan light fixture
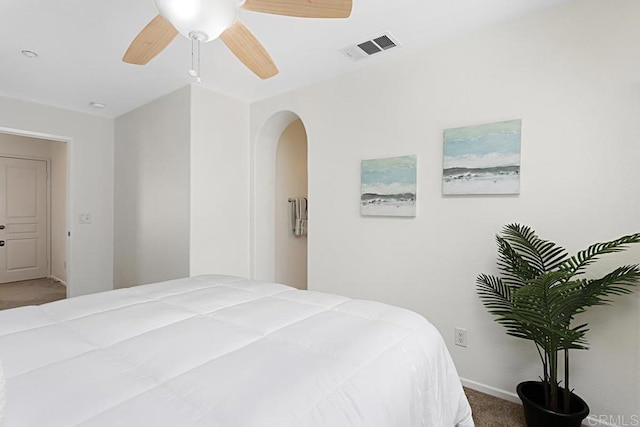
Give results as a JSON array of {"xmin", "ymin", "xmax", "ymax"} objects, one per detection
[
  {"xmin": 154, "ymin": 0, "xmax": 238, "ymax": 42},
  {"xmin": 124, "ymin": 0, "xmax": 352, "ymax": 77}
]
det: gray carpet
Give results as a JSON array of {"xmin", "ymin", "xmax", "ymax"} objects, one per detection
[{"xmin": 0, "ymin": 277, "xmax": 66, "ymax": 310}]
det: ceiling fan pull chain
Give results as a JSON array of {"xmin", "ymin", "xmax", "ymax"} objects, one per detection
[
  {"xmin": 189, "ymin": 38, "xmax": 197, "ymax": 78},
  {"xmin": 188, "ymin": 35, "xmax": 203, "ymax": 83},
  {"xmin": 196, "ymin": 38, "xmax": 202, "ymax": 84}
]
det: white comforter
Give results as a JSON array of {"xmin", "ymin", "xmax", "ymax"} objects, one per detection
[{"xmin": 0, "ymin": 275, "xmax": 473, "ymax": 426}]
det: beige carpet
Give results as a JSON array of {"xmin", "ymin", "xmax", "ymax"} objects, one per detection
[
  {"xmin": 0, "ymin": 277, "xmax": 66, "ymax": 310},
  {"xmin": 466, "ymin": 387, "xmax": 592, "ymax": 427},
  {"xmin": 465, "ymin": 387, "xmax": 527, "ymax": 427}
]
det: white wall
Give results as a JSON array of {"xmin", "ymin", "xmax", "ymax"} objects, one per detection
[
  {"xmin": 113, "ymin": 84, "xmax": 250, "ymax": 286},
  {"xmin": 275, "ymin": 120, "xmax": 308, "ymax": 289},
  {"xmin": 0, "ymin": 96, "xmax": 113, "ymax": 297},
  {"xmin": 114, "ymin": 86, "xmax": 191, "ymax": 288},
  {"xmin": 250, "ymin": 0, "xmax": 640, "ymax": 422},
  {"xmin": 189, "ymin": 85, "xmax": 250, "ymax": 278},
  {"xmin": 50, "ymin": 140, "xmax": 67, "ymax": 283}
]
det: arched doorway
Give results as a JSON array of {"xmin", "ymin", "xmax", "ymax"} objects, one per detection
[
  {"xmin": 275, "ymin": 120, "xmax": 307, "ymax": 289},
  {"xmin": 251, "ymin": 111, "xmax": 308, "ymax": 286}
]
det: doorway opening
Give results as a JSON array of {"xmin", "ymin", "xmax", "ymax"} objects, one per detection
[
  {"xmin": 0, "ymin": 132, "xmax": 68, "ymax": 308},
  {"xmin": 275, "ymin": 120, "xmax": 308, "ymax": 289},
  {"xmin": 251, "ymin": 111, "xmax": 309, "ymax": 287}
]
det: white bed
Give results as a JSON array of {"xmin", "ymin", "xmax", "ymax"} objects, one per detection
[{"xmin": 0, "ymin": 275, "xmax": 473, "ymax": 426}]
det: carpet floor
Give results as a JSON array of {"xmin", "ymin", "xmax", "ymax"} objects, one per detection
[
  {"xmin": 0, "ymin": 277, "xmax": 66, "ymax": 310},
  {"xmin": 465, "ymin": 387, "xmax": 526, "ymax": 426}
]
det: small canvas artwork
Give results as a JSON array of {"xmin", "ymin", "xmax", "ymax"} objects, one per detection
[
  {"xmin": 442, "ymin": 119, "xmax": 521, "ymax": 195},
  {"xmin": 361, "ymin": 155, "xmax": 417, "ymax": 217}
]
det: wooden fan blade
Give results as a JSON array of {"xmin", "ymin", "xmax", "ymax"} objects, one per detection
[
  {"xmin": 123, "ymin": 15, "xmax": 178, "ymax": 65},
  {"xmin": 220, "ymin": 21, "xmax": 278, "ymax": 79},
  {"xmin": 242, "ymin": 0, "xmax": 352, "ymax": 18}
]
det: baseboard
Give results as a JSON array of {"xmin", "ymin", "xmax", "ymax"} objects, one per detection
[
  {"xmin": 48, "ymin": 275, "xmax": 67, "ymax": 286},
  {"xmin": 460, "ymin": 377, "xmax": 521, "ymax": 404},
  {"xmin": 460, "ymin": 378, "xmax": 630, "ymax": 427}
]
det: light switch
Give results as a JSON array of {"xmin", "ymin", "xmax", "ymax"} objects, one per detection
[{"xmin": 79, "ymin": 213, "xmax": 92, "ymax": 224}]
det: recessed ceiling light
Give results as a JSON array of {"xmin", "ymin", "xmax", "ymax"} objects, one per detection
[
  {"xmin": 89, "ymin": 102, "xmax": 106, "ymax": 109},
  {"xmin": 21, "ymin": 50, "xmax": 38, "ymax": 58}
]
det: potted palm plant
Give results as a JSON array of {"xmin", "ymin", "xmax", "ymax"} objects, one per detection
[{"xmin": 476, "ymin": 223, "xmax": 640, "ymax": 427}]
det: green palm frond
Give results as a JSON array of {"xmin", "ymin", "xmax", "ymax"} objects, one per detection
[
  {"xmin": 511, "ymin": 272, "xmax": 587, "ymax": 349},
  {"xmin": 569, "ymin": 265, "xmax": 640, "ymax": 314},
  {"xmin": 501, "ymin": 224, "xmax": 569, "ymax": 273},
  {"xmin": 476, "ymin": 274, "xmax": 527, "ymax": 338},
  {"xmin": 496, "ymin": 236, "xmax": 537, "ymax": 286},
  {"xmin": 559, "ymin": 233, "xmax": 640, "ymax": 277},
  {"xmin": 476, "ymin": 274, "xmax": 512, "ymax": 310}
]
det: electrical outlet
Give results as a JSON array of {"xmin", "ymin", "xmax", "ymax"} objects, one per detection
[
  {"xmin": 455, "ymin": 327, "xmax": 467, "ymax": 347},
  {"xmin": 79, "ymin": 213, "xmax": 92, "ymax": 224}
]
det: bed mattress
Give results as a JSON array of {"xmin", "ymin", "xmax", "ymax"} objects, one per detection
[{"xmin": 0, "ymin": 275, "xmax": 473, "ymax": 426}]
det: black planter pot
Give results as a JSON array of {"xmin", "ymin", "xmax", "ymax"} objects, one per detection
[{"xmin": 517, "ymin": 381, "xmax": 589, "ymax": 427}]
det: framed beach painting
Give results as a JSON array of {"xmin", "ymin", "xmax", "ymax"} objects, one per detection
[
  {"xmin": 361, "ymin": 155, "xmax": 417, "ymax": 217},
  {"xmin": 442, "ymin": 119, "xmax": 521, "ymax": 195}
]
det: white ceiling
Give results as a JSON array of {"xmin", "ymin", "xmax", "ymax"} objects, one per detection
[{"xmin": 0, "ymin": 0, "xmax": 571, "ymax": 118}]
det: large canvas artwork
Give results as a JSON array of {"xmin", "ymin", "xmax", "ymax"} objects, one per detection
[
  {"xmin": 361, "ymin": 155, "xmax": 417, "ymax": 217},
  {"xmin": 442, "ymin": 119, "xmax": 521, "ymax": 195}
]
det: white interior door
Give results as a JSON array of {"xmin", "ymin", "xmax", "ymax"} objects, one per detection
[{"xmin": 0, "ymin": 157, "xmax": 48, "ymax": 283}]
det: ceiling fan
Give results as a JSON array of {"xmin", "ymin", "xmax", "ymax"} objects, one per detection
[{"xmin": 123, "ymin": 0, "xmax": 352, "ymax": 79}]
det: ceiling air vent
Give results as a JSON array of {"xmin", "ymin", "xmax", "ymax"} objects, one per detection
[{"xmin": 340, "ymin": 32, "xmax": 400, "ymax": 62}]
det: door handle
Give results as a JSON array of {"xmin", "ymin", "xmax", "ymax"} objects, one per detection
[
  {"xmin": 0, "ymin": 225, "xmax": 4, "ymax": 229},
  {"xmin": 0, "ymin": 241, "xmax": 4, "ymax": 246}
]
